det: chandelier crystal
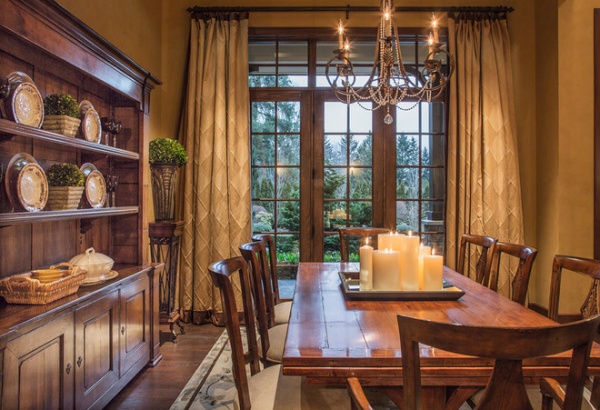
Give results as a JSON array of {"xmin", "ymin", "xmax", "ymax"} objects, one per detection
[{"xmin": 326, "ymin": 0, "xmax": 454, "ymax": 124}]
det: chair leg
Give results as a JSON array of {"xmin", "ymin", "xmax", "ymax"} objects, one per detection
[
  {"xmin": 591, "ymin": 377, "xmax": 600, "ymax": 408},
  {"xmin": 541, "ymin": 394, "xmax": 553, "ymax": 410}
]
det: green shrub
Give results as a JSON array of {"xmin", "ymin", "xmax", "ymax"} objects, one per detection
[
  {"xmin": 46, "ymin": 163, "xmax": 85, "ymax": 187},
  {"xmin": 43, "ymin": 94, "xmax": 80, "ymax": 118},
  {"xmin": 149, "ymin": 138, "xmax": 188, "ymax": 166}
]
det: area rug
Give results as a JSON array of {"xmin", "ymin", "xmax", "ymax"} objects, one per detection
[
  {"xmin": 170, "ymin": 329, "xmax": 239, "ymax": 410},
  {"xmin": 170, "ymin": 328, "xmax": 566, "ymax": 410}
]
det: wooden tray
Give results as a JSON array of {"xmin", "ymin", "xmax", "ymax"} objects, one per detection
[{"xmin": 338, "ymin": 271, "xmax": 465, "ymax": 301}]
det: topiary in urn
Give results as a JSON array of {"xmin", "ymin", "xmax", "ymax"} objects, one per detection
[
  {"xmin": 46, "ymin": 162, "xmax": 85, "ymax": 210},
  {"xmin": 149, "ymin": 138, "xmax": 188, "ymax": 221},
  {"xmin": 42, "ymin": 94, "xmax": 81, "ymax": 137}
]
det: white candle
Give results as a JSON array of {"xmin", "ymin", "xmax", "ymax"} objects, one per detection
[
  {"xmin": 431, "ymin": 13, "xmax": 439, "ymax": 43},
  {"xmin": 359, "ymin": 241, "xmax": 373, "ymax": 291},
  {"xmin": 400, "ymin": 232, "xmax": 420, "ymax": 291},
  {"xmin": 338, "ymin": 19, "xmax": 344, "ymax": 50},
  {"xmin": 423, "ymin": 251, "xmax": 444, "ymax": 291},
  {"xmin": 418, "ymin": 244, "xmax": 432, "ymax": 290},
  {"xmin": 372, "ymin": 249, "xmax": 401, "ymax": 290}
]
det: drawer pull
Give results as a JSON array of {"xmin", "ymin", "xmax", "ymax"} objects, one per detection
[
  {"xmin": 77, "ymin": 356, "xmax": 82, "ymax": 367},
  {"xmin": 121, "ymin": 326, "xmax": 125, "ymax": 335},
  {"xmin": 66, "ymin": 363, "xmax": 71, "ymax": 375}
]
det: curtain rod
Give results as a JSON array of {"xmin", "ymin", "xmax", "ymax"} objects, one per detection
[{"xmin": 187, "ymin": 5, "xmax": 514, "ymax": 19}]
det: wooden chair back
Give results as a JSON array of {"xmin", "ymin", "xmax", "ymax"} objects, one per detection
[
  {"xmin": 397, "ymin": 313, "xmax": 600, "ymax": 410},
  {"xmin": 457, "ymin": 234, "xmax": 497, "ymax": 285},
  {"xmin": 546, "ymin": 255, "xmax": 600, "ymax": 407},
  {"xmin": 252, "ymin": 234, "xmax": 281, "ymax": 304},
  {"xmin": 208, "ymin": 256, "xmax": 260, "ymax": 410},
  {"xmin": 548, "ymin": 255, "xmax": 600, "ymax": 322},
  {"xmin": 488, "ymin": 241, "xmax": 537, "ymax": 305},
  {"xmin": 239, "ymin": 241, "xmax": 278, "ymax": 366},
  {"xmin": 338, "ymin": 227, "xmax": 390, "ymax": 262}
]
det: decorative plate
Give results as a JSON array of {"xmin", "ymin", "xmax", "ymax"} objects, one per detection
[
  {"xmin": 17, "ymin": 163, "xmax": 48, "ymax": 212},
  {"xmin": 84, "ymin": 169, "xmax": 107, "ymax": 208},
  {"xmin": 79, "ymin": 100, "xmax": 101, "ymax": 143},
  {"xmin": 4, "ymin": 79, "xmax": 44, "ymax": 128},
  {"xmin": 80, "ymin": 162, "xmax": 97, "ymax": 177},
  {"xmin": 80, "ymin": 270, "xmax": 119, "ymax": 287},
  {"xmin": 5, "ymin": 152, "xmax": 48, "ymax": 212}
]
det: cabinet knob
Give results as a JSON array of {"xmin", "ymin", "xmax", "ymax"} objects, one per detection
[
  {"xmin": 77, "ymin": 356, "xmax": 83, "ymax": 367},
  {"xmin": 121, "ymin": 326, "xmax": 125, "ymax": 335},
  {"xmin": 66, "ymin": 363, "xmax": 71, "ymax": 375}
]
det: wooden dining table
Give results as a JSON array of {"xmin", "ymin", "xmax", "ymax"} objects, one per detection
[{"xmin": 282, "ymin": 262, "xmax": 600, "ymax": 409}]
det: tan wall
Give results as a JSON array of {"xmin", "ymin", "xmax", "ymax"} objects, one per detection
[{"xmin": 58, "ymin": 0, "xmax": 598, "ymax": 312}]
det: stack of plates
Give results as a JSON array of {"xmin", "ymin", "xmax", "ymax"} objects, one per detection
[{"xmin": 31, "ymin": 269, "xmax": 64, "ymax": 283}]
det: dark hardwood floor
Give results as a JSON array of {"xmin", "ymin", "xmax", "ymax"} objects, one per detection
[{"xmin": 105, "ymin": 321, "xmax": 225, "ymax": 409}]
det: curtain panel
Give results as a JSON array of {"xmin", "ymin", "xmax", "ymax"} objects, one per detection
[
  {"xmin": 445, "ymin": 12, "xmax": 525, "ymax": 298},
  {"xmin": 177, "ymin": 12, "xmax": 251, "ymax": 325}
]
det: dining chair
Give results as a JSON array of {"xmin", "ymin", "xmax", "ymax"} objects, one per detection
[
  {"xmin": 547, "ymin": 255, "xmax": 600, "ymax": 408},
  {"xmin": 346, "ymin": 313, "xmax": 600, "ymax": 410},
  {"xmin": 338, "ymin": 227, "xmax": 390, "ymax": 262},
  {"xmin": 487, "ymin": 241, "xmax": 538, "ymax": 306},
  {"xmin": 209, "ymin": 256, "xmax": 350, "ymax": 410},
  {"xmin": 239, "ymin": 241, "xmax": 287, "ymax": 365},
  {"xmin": 252, "ymin": 233, "xmax": 292, "ymax": 325},
  {"xmin": 457, "ymin": 233, "xmax": 497, "ymax": 285}
]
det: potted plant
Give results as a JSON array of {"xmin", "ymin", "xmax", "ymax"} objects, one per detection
[
  {"xmin": 42, "ymin": 94, "xmax": 81, "ymax": 137},
  {"xmin": 45, "ymin": 162, "xmax": 85, "ymax": 210},
  {"xmin": 149, "ymin": 137, "xmax": 188, "ymax": 221}
]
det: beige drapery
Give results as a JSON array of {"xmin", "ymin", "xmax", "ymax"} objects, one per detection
[
  {"xmin": 177, "ymin": 12, "xmax": 251, "ymax": 325},
  {"xmin": 445, "ymin": 12, "xmax": 524, "ymax": 298}
]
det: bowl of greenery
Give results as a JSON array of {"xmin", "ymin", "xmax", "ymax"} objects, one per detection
[
  {"xmin": 42, "ymin": 94, "xmax": 81, "ymax": 137},
  {"xmin": 46, "ymin": 163, "xmax": 85, "ymax": 210},
  {"xmin": 149, "ymin": 138, "xmax": 188, "ymax": 221}
]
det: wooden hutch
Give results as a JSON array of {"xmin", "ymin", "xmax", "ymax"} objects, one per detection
[{"xmin": 0, "ymin": 0, "xmax": 162, "ymax": 408}]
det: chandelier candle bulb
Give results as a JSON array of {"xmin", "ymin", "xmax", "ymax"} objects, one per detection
[
  {"xmin": 432, "ymin": 14, "xmax": 439, "ymax": 43},
  {"xmin": 372, "ymin": 249, "xmax": 401, "ymax": 290},
  {"xmin": 359, "ymin": 241, "xmax": 373, "ymax": 291},
  {"xmin": 418, "ymin": 244, "xmax": 432, "ymax": 290},
  {"xmin": 423, "ymin": 251, "xmax": 444, "ymax": 291},
  {"xmin": 399, "ymin": 232, "xmax": 420, "ymax": 291},
  {"xmin": 338, "ymin": 19, "xmax": 344, "ymax": 50}
]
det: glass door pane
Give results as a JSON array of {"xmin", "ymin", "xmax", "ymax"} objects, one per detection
[
  {"xmin": 251, "ymin": 100, "xmax": 301, "ymax": 297},
  {"xmin": 323, "ymin": 101, "xmax": 374, "ymax": 262}
]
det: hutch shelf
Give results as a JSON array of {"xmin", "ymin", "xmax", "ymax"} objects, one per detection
[{"xmin": 0, "ymin": 0, "xmax": 163, "ymax": 408}]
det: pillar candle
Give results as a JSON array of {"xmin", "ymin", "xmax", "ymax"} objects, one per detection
[
  {"xmin": 418, "ymin": 244, "xmax": 432, "ymax": 290},
  {"xmin": 372, "ymin": 249, "xmax": 400, "ymax": 290},
  {"xmin": 359, "ymin": 242, "xmax": 373, "ymax": 291},
  {"xmin": 423, "ymin": 252, "xmax": 444, "ymax": 291},
  {"xmin": 378, "ymin": 233, "xmax": 392, "ymax": 251},
  {"xmin": 399, "ymin": 233, "xmax": 420, "ymax": 291}
]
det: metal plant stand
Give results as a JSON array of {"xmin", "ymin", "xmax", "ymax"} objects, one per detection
[{"xmin": 149, "ymin": 221, "xmax": 185, "ymax": 341}]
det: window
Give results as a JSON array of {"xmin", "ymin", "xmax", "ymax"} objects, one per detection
[{"xmin": 249, "ymin": 29, "xmax": 448, "ymax": 295}]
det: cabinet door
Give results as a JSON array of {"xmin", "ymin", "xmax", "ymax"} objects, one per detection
[
  {"xmin": 120, "ymin": 274, "xmax": 150, "ymax": 377},
  {"xmin": 75, "ymin": 290, "xmax": 120, "ymax": 409},
  {"xmin": 3, "ymin": 313, "xmax": 75, "ymax": 409}
]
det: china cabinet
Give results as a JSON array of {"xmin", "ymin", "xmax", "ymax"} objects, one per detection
[{"xmin": 0, "ymin": 0, "xmax": 162, "ymax": 408}]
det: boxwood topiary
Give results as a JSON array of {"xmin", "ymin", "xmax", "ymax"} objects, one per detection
[
  {"xmin": 46, "ymin": 163, "xmax": 85, "ymax": 187},
  {"xmin": 43, "ymin": 94, "xmax": 80, "ymax": 119},
  {"xmin": 149, "ymin": 138, "xmax": 188, "ymax": 166}
]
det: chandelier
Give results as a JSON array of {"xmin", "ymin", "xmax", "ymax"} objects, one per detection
[{"xmin": 325, "ymin": 0, "xmax": 454, "ymax": 124}]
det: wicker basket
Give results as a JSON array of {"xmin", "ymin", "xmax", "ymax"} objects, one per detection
[
  {"xmin": 0, "ymin": 263, "xmax": 88, "ymax": 305},
  {"xmin": 42, "ymin": 115, "xmax": 81, "ymax": 137}
]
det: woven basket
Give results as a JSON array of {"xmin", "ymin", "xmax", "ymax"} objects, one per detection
[
  {"xmin": 42, "ymin": 115, "xmax": 81, "ymax": 137},
  {"xmin": 0, "ymin": 263, "xmax": 88, "ymax": 305},
  {"xmin": 47, "ymin": 186, "xmax": 84, "ymax": 210}
]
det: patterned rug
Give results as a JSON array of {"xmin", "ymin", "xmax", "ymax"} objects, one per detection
[
  {"xmin": 170, "ymin": 328, "xmax": 567, "ymax": 410},
  {"xmin": 170, "ymin": 329, "xmax": 238, "ymax": 410}
]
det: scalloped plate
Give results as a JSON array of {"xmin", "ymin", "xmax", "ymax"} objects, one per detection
[
  {"xmin": 80, "ymin": 270, "xmax": 118, "ymax": 286},
  {"xmin": 5, "ymin": 152, "xmax": 48, "ymax": 212},
  {"xmin": 84, "ymin": 169, "xmax": 106, "ymax": 208},
  {"xmin": 79, "ymin": 100, "xmax": 101, "ymax": 143}
]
